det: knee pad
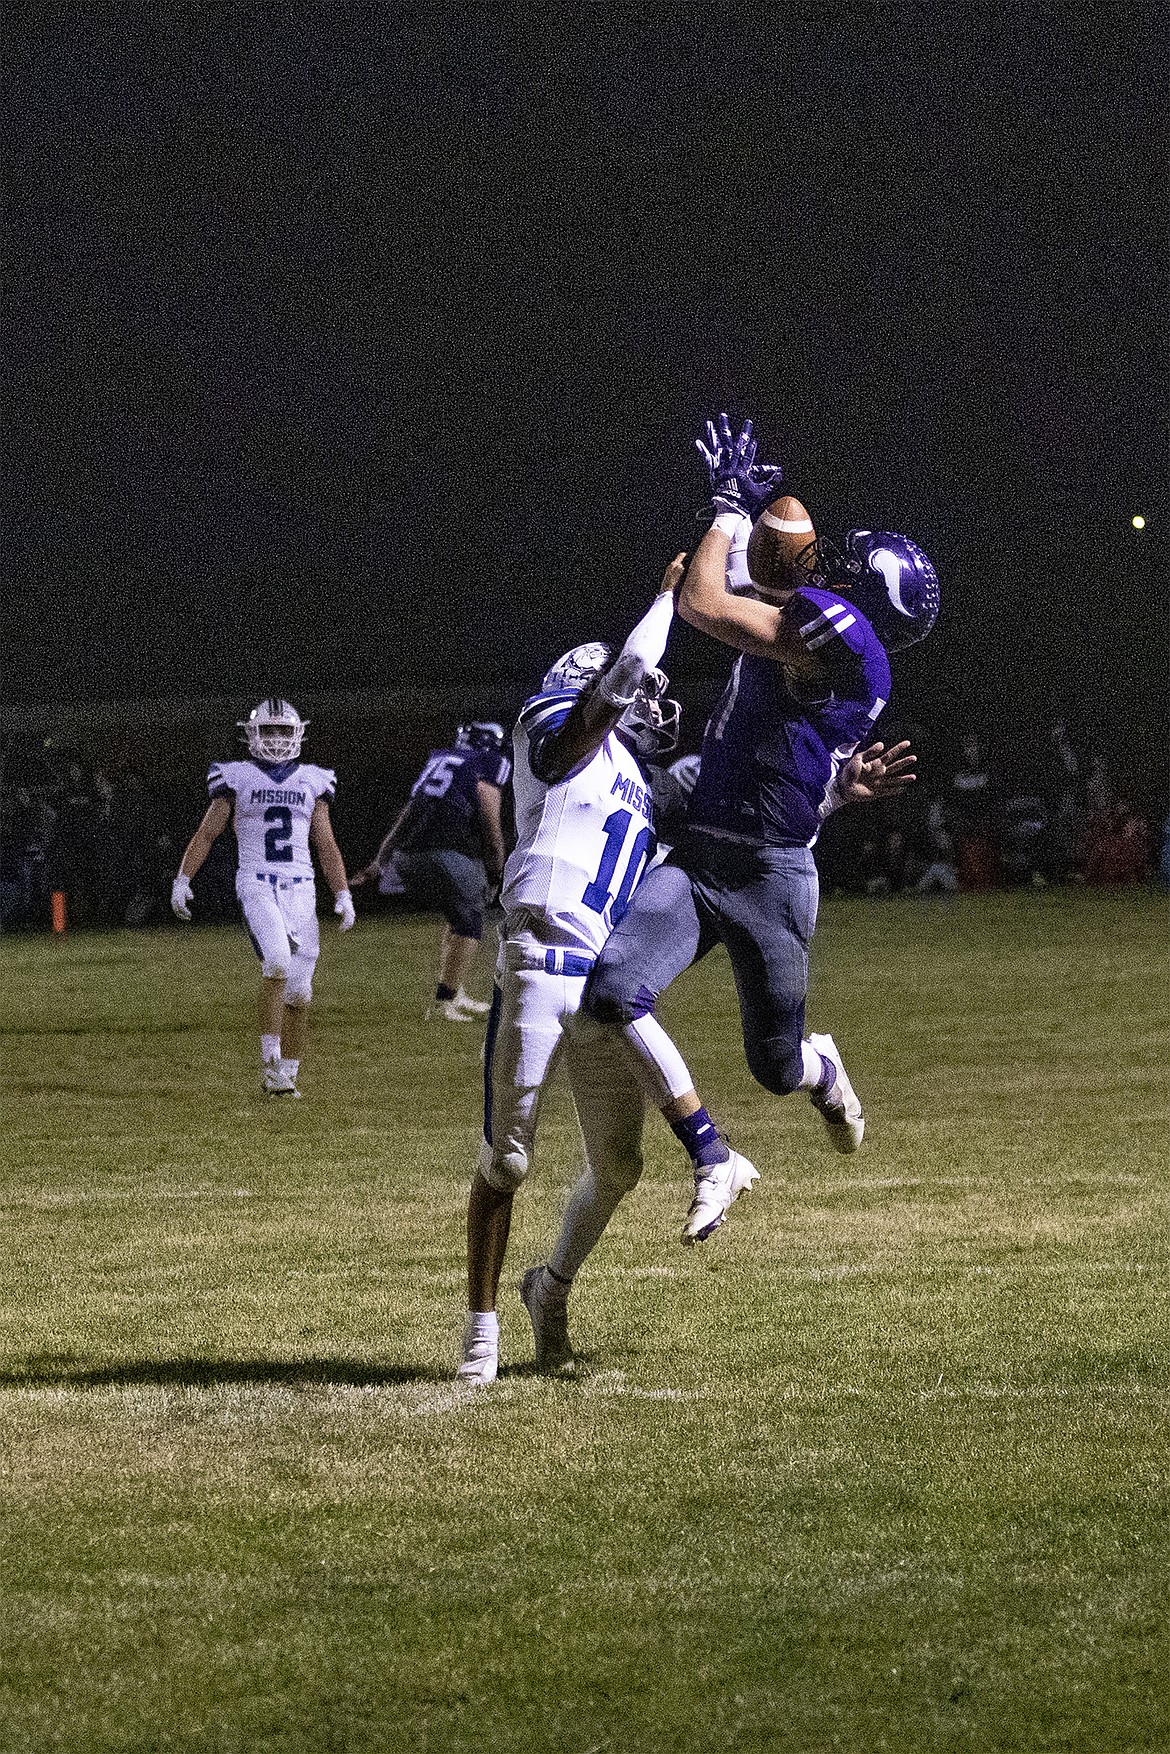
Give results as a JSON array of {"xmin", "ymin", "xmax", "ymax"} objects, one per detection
[
  {"xmin": 476, "ymin": 1134, "xmax": 529, "ymax": 1194},
  {"xmin": 284, "ymin": 947, "xmax": 318, "ymax": 1006},
  {"xmin": 745, "ymin": 1036, "xmax": 804, "ymax": 1097},
  {"xmin": 582, "ymin": 963, "xmax": 655, "ymax": 1029}
]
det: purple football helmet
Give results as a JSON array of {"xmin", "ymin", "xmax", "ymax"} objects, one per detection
[{"xmin": 797, "ymin": 530, "xmax": 939, "ymax": 652}]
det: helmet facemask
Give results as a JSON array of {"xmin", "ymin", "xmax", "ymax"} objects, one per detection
[
  {"xmin": 239, "ymin": 699, "xmax": 307, "ymax": 762},
  {"xmin": 619, "ymin": 667, "xmax": 680, "ymax": 759}
]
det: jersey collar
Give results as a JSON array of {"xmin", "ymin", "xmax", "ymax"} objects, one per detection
[{"xmin": 252, "ymin": 759, "xmax": 301, "ymax": 784}]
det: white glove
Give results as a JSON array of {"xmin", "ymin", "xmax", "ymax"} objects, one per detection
[
  {"xmin": 334, "ymin": 888, "xmax": 356, "ymax": 931},
  {"xmin": 171, "ymin": 873, "xmax": 194, "ymax": 921}
]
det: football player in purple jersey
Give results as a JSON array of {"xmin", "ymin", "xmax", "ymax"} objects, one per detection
[
  {"xmin": 353, "ymin": 721, "xmax": 511, "ymax": 1021},
  {"xmin": 581, "ymin": 416, "xmax": 933, "ymax": 1238}
]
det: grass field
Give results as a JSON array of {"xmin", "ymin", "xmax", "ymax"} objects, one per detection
[{"xmin": 2, "ymin": 888, "xmax": 1168, "ymax": 1753}]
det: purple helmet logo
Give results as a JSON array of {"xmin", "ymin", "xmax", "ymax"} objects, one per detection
[{"xmin": 799, "ymin": 530, "xmax": 939, "ymax": 651}]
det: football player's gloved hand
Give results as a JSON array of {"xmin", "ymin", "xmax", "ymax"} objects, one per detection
[
  {"xmin": 171, "ymin": 873, "xmax": 194, "ymax": 921},
  {"xmin": 695, "ymin": 412, "xmax": 784, "ymax": 524},
  {"xmin": 334, "ymin": 888, "xmax": 356, "ymax": 931}
]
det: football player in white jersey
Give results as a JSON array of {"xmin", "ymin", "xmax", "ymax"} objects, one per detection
[
  {"xmin": 170, "ymin": 699, "xmax": 356, "ymax": 1096},
  {"xmin": 457, "ymin": 557, "xmax": 759, "ymax": 1387}
]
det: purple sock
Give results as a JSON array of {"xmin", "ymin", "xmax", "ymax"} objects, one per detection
[
  {"xmin": 670, "ymin": 1106, "xmax": 730, "ymax": 1170},
  {"xmin": 813, "ymin": 1053, "xmax": 835, "ymax": 1097}
]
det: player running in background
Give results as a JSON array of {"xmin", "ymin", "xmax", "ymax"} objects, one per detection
[
  {"xmin": 583, "ymin": 417, "xmax": 930, "ymax": 1228},
  {"xmin": 352, "ymin": 721, "xmax": 510, "ymax": 1021},
  {"xmin": 171, "ymin": 698, "xmax": 355, "ymax": 1097},
  {"xmin": 456, "ymin": 555, "xmax": 759, "ymax": 1386}
]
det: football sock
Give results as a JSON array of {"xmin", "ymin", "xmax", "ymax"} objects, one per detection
[
  {"xmin": 550, "ymin": 1167, "xmax": 627, "ymax": 1281},
  {"xmin": 436, "ymin": 983, "xmax": 458, "ymax": 1003},
  {"xmin": 280, "ymin": 1058, "xmax": 300, "ymax": 1080},
  {"xmin": 540, "ymin": 1264, "xmax": 572, "ymax": 1302},
  {"xmin": 800, "ymin": 1039, "xmax": 834, "ymax": 1094},
  {"xmin": 465, "ymin": 1310, "xmax": 499, "ymax": 1341},
  {"xmin": 670, "ymin": 1106, "xmax": 731, "ymax": 1169},
  {"xmin": 261, "ymin": 1033, "xmax": 281, "ymax": 1064}
]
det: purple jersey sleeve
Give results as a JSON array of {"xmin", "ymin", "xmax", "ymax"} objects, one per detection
[
  {"xmin": 473, "ymin": 747, "xmax": 512, "ymax": 790},
  {"xmin": 689, "ymin": 594, "xmax": 892, "ymax": 847}
]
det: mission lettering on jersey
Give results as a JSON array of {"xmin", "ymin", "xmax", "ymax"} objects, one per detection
[
  {"xmin": 502, "ymin": 692, "xmax": 658, "ymax": 958},
  {"xmin": 208, "ymin": 758, "xmax": 337, "ymax": 879},
  {"xmin": 690, "ymin": 587, "xmax": 892, "ymax": 847}
]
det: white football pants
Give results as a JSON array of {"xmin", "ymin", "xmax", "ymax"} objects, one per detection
[
  {"xmin": 480, "ymin": 945, "xmax": 647, "ymax": 1274},
  {"xmin": 237, "ymin": 873, "xmax": 321, "ymax": 1000}
]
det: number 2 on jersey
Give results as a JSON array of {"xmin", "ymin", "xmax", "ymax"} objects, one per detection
[
  {"xmin": 263, "ymin": 805, "xmax": 294, "ymax": 862},
  {"xmin": 582, "ymin": 808, "xmax": 655, "ymax": 925}
]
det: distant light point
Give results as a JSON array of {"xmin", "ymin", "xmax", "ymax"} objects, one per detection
[{"xmin": 1131, "ymin": 515, "xmax": 1146, "ymax": 530}]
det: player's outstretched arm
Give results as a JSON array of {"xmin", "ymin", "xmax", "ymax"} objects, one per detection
[
  {"xmin": 310, "ymin": 800, "xmax": 355, "ymax": 929},
  {"xmin": 540, "ymin": 555, "xmax": 683, "ymax": 784},
  {"xmin": 475, "ymin": 781, "xmax": 507, "ymax": 889},
  {"xmin": 351, "ymin": 801, "xmax": 412, "ymax": 888},
  {"xmin": 172, "ymin": 798, "xmax": 230, "ymax": 918}
]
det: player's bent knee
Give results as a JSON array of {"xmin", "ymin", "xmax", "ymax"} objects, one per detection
[
  {"xmin": 745, "ymin": 1038, "xmax": 804, "ymax": 1097},
  {"xmin": 261, "ymin": 959, "xmax": 292, "ymax": 982},
  {"xmin": 476, "ymin": 1135, "xmax": 529, "ymax": 1193},
  {"xmin": 590, "ymin": 1152, "xmax": 644, "ymax": 1196},
  {"xmin": 283, "ymin": 984, "xmax": 312, "ymax": 1009},
  {"xmin": 582, "ymin": 962, "xmax": 649, "ymax": 1028}
]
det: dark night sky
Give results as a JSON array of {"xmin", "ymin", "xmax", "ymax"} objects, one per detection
[{"xmin": 6, "ymin": 1, "xmax": 1167, "ymax": 767}]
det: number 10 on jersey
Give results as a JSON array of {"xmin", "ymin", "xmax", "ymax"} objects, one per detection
[{"xmin": 581, "ymin": 808, "xmax": 655, "ymax": 926}]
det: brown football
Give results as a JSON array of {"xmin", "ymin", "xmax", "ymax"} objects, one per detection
[{"xmin": 746, "ymin": 494, "xmax": 817, "ymax": 601}]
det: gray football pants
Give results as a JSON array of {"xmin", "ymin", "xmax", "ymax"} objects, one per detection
[{"xmin": 584, "ymin": 840, "xmax": 819, "ymax": 1097}]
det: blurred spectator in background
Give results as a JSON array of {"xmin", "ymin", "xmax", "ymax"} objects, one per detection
[
  {"xmin": 1083, "ymin": 801, "xmax": 1152, "ymax": 886},
  {"xmin": 914, "ymin": 799, "xmax": 959, "ymax": 895},
  {"xmin": 1001, "ymin": 792, "xmax": 1051, "ymax": 887},
  {"xmin": 1048, "ymin": 719, "xmax": 1081, "ymax": 879},
  {"xmin": 862, "ymin": 827, "xmax": 917, "ymax": 898},
  {"xmin": 951, "ymin": 733, "xmax": 992, "ymax": 820}
]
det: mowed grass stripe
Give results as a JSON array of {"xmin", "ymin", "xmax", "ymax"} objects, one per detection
[{"xmin": 0, "ymin": 888, "xmax": 1168, "ymax": 1752}]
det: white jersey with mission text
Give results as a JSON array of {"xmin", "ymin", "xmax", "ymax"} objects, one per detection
[
  {"xmin": 501, "ymin": 692, "xmax": 658, "ymax": 960},
  {"xmin": 208, "ymin": 759, "xmax": 337, "ymax": 882}
]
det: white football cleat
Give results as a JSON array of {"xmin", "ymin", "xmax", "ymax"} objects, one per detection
[
  {"xmin": 426, "ymin": 997, "xmax": 480, "ymax": 1023},
  {"xmin": 261, "ymin": 1059, "xmax": 301, "ymax": 1099},
  {"xmin": 681, "ymin": 1150, "xmax": 759, "ymax": 1246},
  {"xmin": 453, "ymin": 988, "xmax": 492, "ymax": 1015},
  {"xmin": 456, "ymin": 1331, "xmax": 499, "ymax": 1387},
  {"xmin": 519, "ymin": 1265, "xmax": 575, "ymax": 1374},
  {"xmin": 807, "ymin": 1032, "xmax": 864, "ymax": 1153}
]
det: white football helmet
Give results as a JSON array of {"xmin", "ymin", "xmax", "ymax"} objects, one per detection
[
  {"xmin": 540, "ymin": 644, "xmax": 679, "ymax": 758},
  {"xmin": 238, "ymin": 698, "xmax": 308, "ymax": 762},
  {"xmin": 541, "ymin": 643, "xmax": 612, "ymax": 693}
]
